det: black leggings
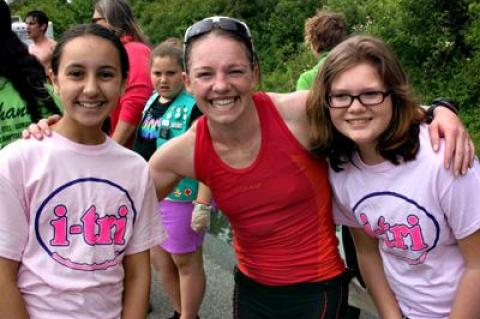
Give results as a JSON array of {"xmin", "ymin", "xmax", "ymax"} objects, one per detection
[{"xmin": 233, "ymin": 267, "xmax": 349, "ymax": 319}]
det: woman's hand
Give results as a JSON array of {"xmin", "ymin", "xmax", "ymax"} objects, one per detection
[
  {"xmin": 429, "ymin": 107, "xmax": 475, "ymax": 176},
  {"xmin": 22, "ymin": 114, "xmax": 61, "ymax": 140}
]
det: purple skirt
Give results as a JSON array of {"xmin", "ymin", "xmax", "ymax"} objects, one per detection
[{"xmin": 159, "ymin": 200, "xmax": 205, "ymax": 254}]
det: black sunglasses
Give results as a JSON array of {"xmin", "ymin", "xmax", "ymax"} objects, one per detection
[{"xmin": 183, "ymin": 16, "xmax": 255, "ymax": 63}]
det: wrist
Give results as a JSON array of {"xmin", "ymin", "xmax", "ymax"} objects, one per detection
[{"xmin": 425, "ymin": 97, "xmax": 459, "ymax": 124}]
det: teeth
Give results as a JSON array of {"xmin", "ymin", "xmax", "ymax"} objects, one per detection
[
  {"xmin": 212, "ymin": 98, "xmax": 235, "ymax": 107},
  {"xmin": 348, "ymin": 119, "xmax": 369, "ymax": 125},
  {"xmin": 78, "ymin": 101, "xmax": 103, "ymax": 109}
]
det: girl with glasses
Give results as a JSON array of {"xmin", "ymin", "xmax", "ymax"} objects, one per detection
[{"xmin": 307, "ymin": 35, "xmax": 480, "ymax": 318}]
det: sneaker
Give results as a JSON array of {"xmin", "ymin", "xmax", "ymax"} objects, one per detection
[{"xmin": 167, "ymin": 311, "xmax": 180, "ymax": 319}]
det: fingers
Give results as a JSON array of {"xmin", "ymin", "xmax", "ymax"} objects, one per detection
[
  {"xmin": 39, "ymin": 118, "xmax": 53, "ymax": 136},
  {"xmin": 27, "ymin": 122, "xmax": 44, "ymax": 140},
  {"xmin": 469, "ymin": 139, "xmax": 476, "ymax": 168},
  {"xmin": 428, "ymin": 121, "xmax": 440, "ymax": 152},
  {"xmin": 452, "ymin": 129, "xmax": 467, "ymax": 176},
  {"xmin": 21, "ymin": 129, "xmax": 31, "ymax": 139},
  {"xmin": 48, "ymin": 114, "xmax": 62, "ymax": 125}
]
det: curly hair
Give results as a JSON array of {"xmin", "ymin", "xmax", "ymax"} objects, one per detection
[
  {"xmin": 306, "ymin": 35, "xmax": 425, "ymax": 171},
  {"xmin": 304, "ymin": 10, "xmax": 347, "ymax": 55},
  {"xmin": 0, "ymin": 1, "xmax": 59, "ymax": 122}
]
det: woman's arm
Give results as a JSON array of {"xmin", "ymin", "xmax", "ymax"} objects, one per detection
[
  {"xmin": 0, "ymin": 257, "xmax": 29, "ymax": 319},
  {"xmin": 350, "ymin": 228, "xmax": 403, "ymax": 319},
  {"xmin": 428, "ymin": 106, "xmax": 475, "ymax": 175},
  {"xmin": 121, "ymin": 250, "xmax": 151, "ymax": 319},
  {"xmin": 449, "ymin": 230, "xmax": 480, "ymax": 318},
  {"xmin": 148, "ymin": 128, "xmax": 196, "ymax": 200}
]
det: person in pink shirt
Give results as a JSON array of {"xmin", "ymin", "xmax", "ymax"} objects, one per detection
[
  {"xmin": 92, "ymin": 0, "xmax": 153, "ymax": 148},
  {"xmin": 307, "ymin": 35, "xmax": 480, "ymax": 318},
  {"xmin": 0, "ymin": 23, "xmax": 164, "ymax": 319},
  {"xmin": 25, "ymin": 10, "xmax": 57, "ymax": 75}
]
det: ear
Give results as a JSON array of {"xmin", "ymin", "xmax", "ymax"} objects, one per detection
[
  {"xmin": 50, "ymin": 70, "xmax": 60, "ymax": 95},
  {"xmin": 182, "ymin": 71, "xmax": 193, "ymax": 95}
]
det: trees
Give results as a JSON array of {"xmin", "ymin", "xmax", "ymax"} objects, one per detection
[{"xmin": 9, "ymin": 0, "xmax": 480, "ymax": 149}]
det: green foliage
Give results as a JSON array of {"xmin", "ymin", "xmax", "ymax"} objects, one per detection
[
  {"xmin": 10, "ymin": 0, "xmax": 94, "ymax": 37},
  {"xmin": 9, "ymin": 0, "xmax": 480, "ymax": 152}
]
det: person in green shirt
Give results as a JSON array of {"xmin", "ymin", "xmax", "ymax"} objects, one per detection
[
  {"xmin": 296, "ymin": 10, "xmax": 347, "ymax": 91},
  {"xmin": 0, "ymin": 1, "xmax": 60, "ymax": 149}
]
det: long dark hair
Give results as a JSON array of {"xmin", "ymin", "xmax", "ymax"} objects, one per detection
[{"xmin": 0, "ymin": 1, "xmax": 60, "ymax": 122}]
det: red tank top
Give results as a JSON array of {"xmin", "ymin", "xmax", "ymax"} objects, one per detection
[{"xmin": 195, "ymin": 92, "xmax": 344, "ymax": 285}]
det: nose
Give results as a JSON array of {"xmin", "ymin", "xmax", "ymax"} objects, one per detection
[
  {"xmin": 212, "ymin": 73, "xmax": 229, "ymax": 92},
  {"xmin": 348, "ymin": 97, "xmax": 367, "ymax": 113},
  {"xmin": 83, "ymin": 74, "xmax": 100, "ymax": 96}
]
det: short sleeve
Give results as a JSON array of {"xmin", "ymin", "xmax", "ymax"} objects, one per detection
[
  {"xmin": 0, "ymin": 175, "xmax": 28, "ymax": 261},
  {"xmin": 332, "ymin": 190, "xmax": 361, "ymax": 228},
  {"xmin": 125, "ymin": 174, "xmax": 166, "ymax": 255},
  {"xmin": 439, "ymin": 159, "xmax": 480, "ymax": 240}
]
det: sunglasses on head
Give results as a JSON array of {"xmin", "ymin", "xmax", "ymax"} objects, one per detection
[{"xmin": 183, "ymin": 16, "xmax": 255, "ymax": 60}]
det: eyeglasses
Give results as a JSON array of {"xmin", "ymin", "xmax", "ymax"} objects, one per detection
[
  {"xmin": 91, "ymin": 17, "xmax": 105, "ymax": 24},
  {"xmin": 183, "ymin": 16, "xmax": 255, "ymax": 61},
  {"xmin": 328, "ymin": 91, "xmax": 392, "ymax": 108}
]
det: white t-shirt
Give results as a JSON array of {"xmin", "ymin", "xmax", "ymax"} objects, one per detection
[
  {"xmin": 0, "ymin": 132, "xmax": 165, "ymax": 319},
  {"xmin": 331, "ymin": 125, "xmax": 480, "ymax": 319}
]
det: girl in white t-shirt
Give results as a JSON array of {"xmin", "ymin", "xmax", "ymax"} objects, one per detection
[
  {"xmin": 0, "ymin": 24, "xmax": 164, "ymax": 318},
  {"xmin": 306, "ymin": 35, "xmax": 480, "ymax": 319}
]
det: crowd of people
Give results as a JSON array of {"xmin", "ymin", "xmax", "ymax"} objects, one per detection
[{"xmin": 0, "ymin": 1, "xmax": 478, "ymax": 319}]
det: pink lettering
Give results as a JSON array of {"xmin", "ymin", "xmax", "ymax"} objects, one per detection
[
  {"xmin": 50, "ymin": 205, "xmax": 70, "ymax": 246},
  {"xmin": 96, "ymin": 205, "xmax": 128, "ymax": 245},
  {"xmin": 81, "ymin": 205, "xmax": 99, "ymax": 245},
  {"xmin": 406, "ymin": 215, "xmax": 428, "ymax": 251}
]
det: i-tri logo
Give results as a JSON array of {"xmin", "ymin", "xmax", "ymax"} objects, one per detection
[{"xmin": 35, "ymin": 178, "xmax": 137, "ymax": 271}]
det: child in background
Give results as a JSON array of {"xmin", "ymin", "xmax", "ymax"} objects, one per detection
[
  {"xmin": 133, "ymin": 42, "xmax": 210, "ymax": 319},
  {"xmin": 0, "ymin": 24, "xmax": 164, "ymax": 318},
  {"xmin": 307, "ymin": 34, "xmax": 480, "ymax": 318}
]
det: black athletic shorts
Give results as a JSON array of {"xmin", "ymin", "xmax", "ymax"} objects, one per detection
[{"xmin": 233, "ymin": 267, "xmax": 349, "ymax": 319}]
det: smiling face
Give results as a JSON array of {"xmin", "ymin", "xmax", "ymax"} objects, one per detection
[
  {"xmin": 184, "ymin": 33, "xmax": 258, "ymax": 125},
  {"xmin": 328, "ymin": 62, "xmax": 392, "ymax": 163},
  {"xmin": 51, "ymin": 35, "xmax": 124, "ymax": 138},
  {"xmin": 150, "ymin": 56, "xmax": 184, "ymax": 102}
]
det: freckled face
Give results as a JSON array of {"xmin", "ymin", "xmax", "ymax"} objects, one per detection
[
  {"xmin": 328, "ymin": 62, "xmax": 392, "ymax": 158},
  {"xmin": 51, "ymin": 35, "xmax": 124, "ymax": 131},
  {"xmin": 184, "ymin": 34, "xmax": 258, "ymax": 125}
]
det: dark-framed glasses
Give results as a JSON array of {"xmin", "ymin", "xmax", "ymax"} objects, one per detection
[{"xmin": 328, "ymin": 91, "xmax": 392, "ymax": 108}]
